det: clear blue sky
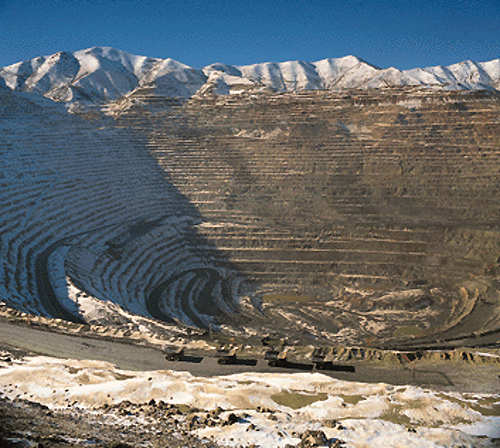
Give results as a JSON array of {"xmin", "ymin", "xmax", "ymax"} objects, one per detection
[{"xmin": 0, "ymin": 0, "xmax": 498, "ymax": 69}]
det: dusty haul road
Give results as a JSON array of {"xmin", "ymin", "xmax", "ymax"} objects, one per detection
[{"xmin": 1, "ymin": 317, "xmax": 484, "ymax": 392}]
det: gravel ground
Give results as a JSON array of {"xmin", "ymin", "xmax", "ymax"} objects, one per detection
[{"xmin": 0, "ymin": 394, "xmax": 226, "ymax": 448}]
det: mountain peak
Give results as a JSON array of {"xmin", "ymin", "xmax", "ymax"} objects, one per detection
[{"xmin": 0, "ymin": 47, "xmax": 498, "ymax": 107}]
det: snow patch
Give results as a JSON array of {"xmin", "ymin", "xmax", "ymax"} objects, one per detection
[{"xmin": 1, "ymin": 355, "xmax": 498, "ymax": 447}]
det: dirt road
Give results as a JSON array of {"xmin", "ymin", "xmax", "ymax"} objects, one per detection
[{"xmin": 1, "ymin": 317, "xmax": 490, "ymax": 391}]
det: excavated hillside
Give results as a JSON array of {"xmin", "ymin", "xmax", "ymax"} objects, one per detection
[
  {"xmin": 106, "ymin": 86, "xmax": 500, "ymax": 348},
  {"xmin": 1, "ymin": 84, "xmax": 499, "ymax": 349}
]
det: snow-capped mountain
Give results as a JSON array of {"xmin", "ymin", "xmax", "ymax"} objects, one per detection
[
  {"xmin": 1, "ymin": 46, "xmax": 498, "ymax": 106},
  {"xmin": 0, "ymin": 47, "xmax": 206, "ymax": 104}
]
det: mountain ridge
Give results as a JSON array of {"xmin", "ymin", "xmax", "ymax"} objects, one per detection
[{"xmin": 1, "ymin": 46, "xmax": 499, "ymax": 107}]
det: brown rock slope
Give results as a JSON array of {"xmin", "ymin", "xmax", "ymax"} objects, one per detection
[{"xmin": 106, "ymin": 86, "xmax": 500, "ymax": 347}]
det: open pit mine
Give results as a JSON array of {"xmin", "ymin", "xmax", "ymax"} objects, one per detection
[
  {"xmin": 1, "ymin": 46, "xmax": 500, "ymax": 448},
  {"xmin": 0, "ymin": 47, "xmax": 499, "ymax": 363}
]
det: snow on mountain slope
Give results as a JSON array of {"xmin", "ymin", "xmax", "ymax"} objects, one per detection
[
  {"xmin": 1, "ymin": 48, "xmax": 138, "ymax": 103},
  {"xmin": 0, "ymin": 46, "xmax": 498, "ymax": 107},
  {"xmin": 197, "ymin": 70, "xmax": 256, "ymax": 95},
  {"xmin": 236, "ymin": 60, "xmax": 323, "ymax": 91},
  {"xmin": 203, "ymin": 62, "xmax": 243, "ymax": 77},
  {"xmin": 312, "ymin": 55, "xmax": 379, "ymax": 88},
  {"xmin": 0, "ymin": 46, "xmax": 206, "ymax": 104},
  {"xmin": 140, "ymin": 57, "xmax": 207, "ymax": 97},
  {"xmin": 480, "ymin": 59, "xmax": 500, "ymax": 87},
  {"xmin": 0, "ymin": 79, "xmax": 66, "ymax": 117},
  {"xmin": 209, "ymin": 55, "xmax": 500, "ymax": 92}
]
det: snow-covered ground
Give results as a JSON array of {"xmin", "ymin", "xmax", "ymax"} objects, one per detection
[
  {"xmin": 0, "ymin": 354, "xmax": 498, "ymax": 447},
  {"xmin": 1, "ymin": 46, "xmax": 499, "ymax": 108}
]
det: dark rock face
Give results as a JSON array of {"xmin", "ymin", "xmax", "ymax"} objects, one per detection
[
  {"xmin": 297, "ymin": 429, "xmax": 345, "ymax": 447},
  {"xmin": 299, "ymin": 430, "xmax": 329, "ymax": 447}
]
